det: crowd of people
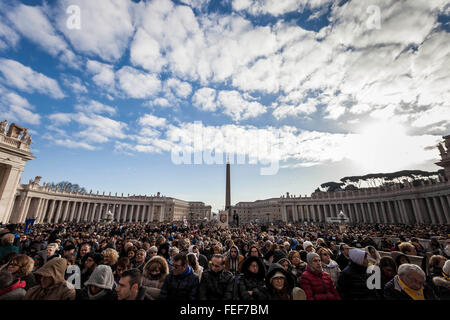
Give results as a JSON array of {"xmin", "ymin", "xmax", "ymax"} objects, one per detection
[{"xmin": 0, "ymin": 220, "xmax": 449, "ymax": 301}]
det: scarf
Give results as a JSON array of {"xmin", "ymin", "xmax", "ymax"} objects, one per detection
[
  {"xmin": 0, "ymin": 279, "xmax": 26, "ymax": 296},
  {"xmin": 397, "ymin": 276, "xmax": 424, "ymax": 300},
  {"xmin": 442, "ymin": 272, "xmax": 450, "ymax": 281}
]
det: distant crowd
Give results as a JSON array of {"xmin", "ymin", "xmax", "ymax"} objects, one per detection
[{"xmin": 0, "ymin": 221, "xmax": 449, "ymax": 300}]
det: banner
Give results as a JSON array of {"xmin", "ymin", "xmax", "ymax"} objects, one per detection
[
  {"xmin": 218, "ymin": 210, "xmax": 229, "ymax": 229},
  {"xmin": 24, "ymin": 218, "xmax": 36, "ymax": 234}
]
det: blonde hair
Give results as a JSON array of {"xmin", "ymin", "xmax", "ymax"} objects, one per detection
[
  {"xmin": 1, "ymin": 233, "xmax": 15, "ymax": 245},
  {"xmin": 9, "ymin": 254, "xmax": 34, "ymax": 278},
  {"xmin": 102, "ymin": 248, "xmax": 119, "ymax": 265}
]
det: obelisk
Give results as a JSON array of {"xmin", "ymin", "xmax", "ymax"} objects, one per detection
[{"xmin": 225, "ymin": 160, "xmax": 231, "ymax": 219}]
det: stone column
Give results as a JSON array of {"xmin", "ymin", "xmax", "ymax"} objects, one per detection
[
  {"xmin": 18, "ymin": 196, "xmax": 32, "ymax": 223},
  {"xmin": 68, "ymin": 201, "xmax": 77, "ymax": 222},
  {"xmin": 61, "ymin": 201, "xmax": 71, "ymax": 222},
  {"xmin": 424, "ymin": 198, "xmax": 437, "ymax": 224},
  {"xmin": 0, "ymin": 167, "xmax": 25, "ymax": 223},
  {"xmin": 433, "ymin": 197, "xmax": 445, "ymax": 225},
  {"xmin": 298, "ymin": 205, "xmax": 304, "ymax": 221},
  {"xmin": 292, "ymin": 204, "xmax": 298, "ymax": 222},
  {"xmin": 38, "ymin": 199, "xmax": 50, "ymax": 223},
  {"xmin": 380, "ymin": 202, "xmax": 388, "ymax": 224},
  {"xmin": 281, "ymin": 205, "xmax": 287, "ymax": 222},
  {"xmin": 439, "ymin": 196, "xmax": 450, "ymax": 224},
  {"xmin": 75, "ymin": 202, "xmax": 83, "ymax": 223},
  {"xmin": 46, "ymin": 200, "xmax": 56, "ymax": 223},
  {"xmin": 365, "ymin": 203, "xmax": 374, "ymax": 223},
  {"xmin": 411, "ymin": 199, "xmax": 423, "ymax": 224}
]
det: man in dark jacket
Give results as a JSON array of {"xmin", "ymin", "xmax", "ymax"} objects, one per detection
[
  {"xmin": 384, "ymin": 263, "xmax": 436, "ymax": 300},
  {"xmin": 337, "ymin": 248, "xmax": 378, "ymax": 300},
  {"xmin": 160, "ymin": 253, "xmax": 199, "ymax": 300},
  {"xmin": 199, "ymin": 254, "xmax": 234, "ymax": 300},
  {"xmin": 336, "ymin": 243, "xmax": 350, "ymax": 271}
]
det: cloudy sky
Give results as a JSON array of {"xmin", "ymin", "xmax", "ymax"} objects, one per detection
[{"xmin": 0, "ymin": 0, "xmax": 449, "ymax": 212}]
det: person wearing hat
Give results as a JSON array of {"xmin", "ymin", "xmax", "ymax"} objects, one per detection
[
  {"xmin": 252, "ymin": 263, "xmax": 305, "ymax": 300},
  {"xmin": 0, "ymin": 270, "xmax": 26, "ymax": 300},
  {"xmin": 300, "ymin": 241, "xmax": 314, "ymax": 263},
  {"xmin": 76, "ymin": 265, "xmax": 117, "ymax": 300},
  {"xmin": 337, "ymin": 248, "xmax": 377, "ymax": 300},
  {"xmin": 432, "ymin": 259, "xmax": 450, "ymax": 300},
  {"xmin": 299, "ymin": 252, "xmax": 340, "ymax": 300}
]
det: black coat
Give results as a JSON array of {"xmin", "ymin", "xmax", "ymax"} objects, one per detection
[
  {"xmin": 432, "ymin": 276, "xmax": 450, "ymax": 300},
  {"xmin": 384, "ymin": 276, "xmax": 437, "ymax": 300},
  {"xmin": 252, "ymin": 263, "xmax": 295, "ymax": 300},
  {"xmin": 336, "ymin": 254, "xmax": 350, "ymax": 271},
  {"xmin": 199, "ymin": 269, "xmax": 234, "ymax": 300},
  {"xmin": 238, "ymin": 257, "xmax": 266, "ymax": 300},
  {"xmin": 198, "ymin": 254, "xmax": 209, "ymax": 270},
  {"xmin": 160, "ymin": 266, "xmax": 199, "ymax": 300},
  {"xmin": 337, "ymin": 262, "xmax": 378, "ymax": 300}
]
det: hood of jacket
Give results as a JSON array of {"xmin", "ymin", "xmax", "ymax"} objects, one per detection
[
  {"xmin": 34, "ymin": 257, "xmax": 67, "ymax": 285},
  {"xmin": 265, "ymin": 263, "xmax": 294, "ymax": 291},
  {"xmin": 228, "ymin": 245, "xmax": 240, "ymax": 259},
  {"xmin": 143, "ymin": 255, "xmax": 169, "ymax": 278},
  {"xmin": 241, "ymin": 256, "xmax": 265, "ymax": 279},
  {"xmin": 84, "ymin": 265, "xmax": 115, "ymax": 290}
]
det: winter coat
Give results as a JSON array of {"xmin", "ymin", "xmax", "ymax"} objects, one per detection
[
  {"xmin": 76, "ymin": 287, "xmax": 117, "ymax": 300},
  {"xmin": 384, "ymin": 275, "xmax": 437, "ymax": 300},
  {"xmin": 142, "ymin": 256, "xmax": 169, "ymax": 300},
  {"xmin": 24, "ymin": 257, "xmax": 75, "ymax": 300},
  {"xmin": 0, "ymin": 279, "xmax": 26, "ymax": 300},
  {"xmin": 198, "ymin": 254, "xmax": 209, "ymax": 270},
  {"xmin": 336, "ymin": 254, "xmax": 350, "ymax": 271},
  {"xmin": 238, "ymin": 256, "xmax": 267, "ymax": 300},
  {"xmin": 300, "ymin": 266, "xmax": 341, "ymax": 300},
  {"xmin": 291, "ymin": 262, "xmax": 307, "ymax": 284},
  {"xmin": 199, "ymin": 269, "xmax": 234, "ymax": 300},
  {"xmin": 22, "ymin": 272, "xmax": 37, "ymax": 291},
  {"xmin": 322, "ymin": 260, "xmax": 341, "ymax": 285},
  {"xmin": 432, "ymin": 276, "xmax": 450, "ymax": 300},
  {"xmin": 76, "ymin": 265, "xmax": 116, "ymax": 300},
  {"xmin": 252, "ymin": 263, "xmax": 306, "ymax": 300},
  {"xmin": 337, "ymin": 262, "xmax": 378, "ymax": 300},
  {"xmin": 160, "ymin": 265, "xmax": 199, "ymax": 300}
]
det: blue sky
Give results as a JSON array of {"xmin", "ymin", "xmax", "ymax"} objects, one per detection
[{"xmin": 0, "ymin": 0, "xmax": 449, "ymax": 212}]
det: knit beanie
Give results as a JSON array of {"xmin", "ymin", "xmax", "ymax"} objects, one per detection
[
  {"xmin": 443, "ymin": 260, "xmax": 450, "ymax": 276},
  {"xmin": 306, "ymin": 252, "xmax": 320, "ymax": 265},
  {"xmin": 303, "ymin": 241, "xmax": 313, "ymax": 251},
  {"xmin": 349, "ymin": 248, "xmax": 366, "ymax": 266}
]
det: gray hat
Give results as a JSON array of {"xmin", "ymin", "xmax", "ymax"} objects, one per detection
[
  {"xmin": 306, "ymin": 252, "xmax": 320, "ymax": 265},
  {"xmin": 84, "ymin": 265, "xmax": 115, "ymax": 290}
]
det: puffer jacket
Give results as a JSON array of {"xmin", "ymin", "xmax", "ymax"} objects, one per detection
[
  {"xmin": 337, "ymin": 262, "xmax": 377, "ymax": 300},
  {"xmin": 237, "ymin": 257, "xmax": 266, "ymax": 300},
  {"xmin": 160, "ymin": 265, "xmax": 199, "ymax": 300},
  {"xmin": 199, "ymin": 268, "xmax": 234, "ymax": 300},
  {"xmin": 432, "ymin": 275, "xmax": 450, "ymax": 300},
  {"xmin": 24, "ymin": 257, "xmax": 75, "ymax": 300},
  {"xmin": 300, "ymin": 266, "xmax": 341, "ymax": 300},
  {"xmin": 0, "ymin": 279, "xmax": 26, "ymax": 300}
]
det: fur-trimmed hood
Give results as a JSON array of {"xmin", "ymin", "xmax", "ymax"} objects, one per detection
[{"xmin": 142, "ymin": 255, "xmax": 169, "ymax": 278}]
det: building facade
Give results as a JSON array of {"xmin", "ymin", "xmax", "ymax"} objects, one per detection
[
  {"xmin": 233, "ymin": 135, "xmax": 450, "ymax": 225},
  {"xmin": 0, "ymin": 120, "xmax": 211, "ymax": 224}
]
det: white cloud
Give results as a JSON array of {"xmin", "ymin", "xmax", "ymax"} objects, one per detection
[
  {"xmin": 86, "ymin": 60, "xmax": 116, "ymax": 92},
  {"xmin": 48, "ymin": 113, "xmax": 72, "ymax": 125},
  {"xmin": 55, "ymin": 0, "xmax": 135, "ymax": 62},
  {"xmin": 130, "ymin": 28, "xmax": 166, "ymax": 73},
  {"xmin": 138, "ymin": 114, "xmax": 167, "ymax": 127},
  {"xmin": 61, "ymin": 75, "xmax": 88, "ymax": 94},
  {"xmin": 272, "ymin": 99, "xmax": 318, "ymax": 120},
  {"xmin": 217, "ymin": 90, "xmax": 267, "ymax": 121},
  {"xmin": 0, "ymin": 86, "xmax": 40, "ymax": 125},
  {"xmin": 145, "ymin": 98, "xmax": 171, "ymax": 108},
  {"xmin": 53, "ymin": 138, "xmax": 96, "ymax": 150},
  {"xmin": 166, "ymin": 78, "xmax": 192, "ymax": 98},
  {"xmin": 116, "ymin": 66, "xmax": 161, "ymax": 99},
  {"xmin": 0, "ymin": 58, "xmax": 65, "ymax": 99},
  {"xmin": 232, "ymin": 0, "xmax": 333, "ymax": 16},
  {"xmin": 74, "ymin": 100, "xmax": 116, "ymax": 115},
  {"xmin": 0, "ymin": 20, "xmax": 20, "ymax": 50},
  {"xmin": 192, "ymin": 87, "xmax": 217, "ymax": 112},
  {"xmin": 6, "ymin": 4, "xmax": 79, "ymax": 67}
]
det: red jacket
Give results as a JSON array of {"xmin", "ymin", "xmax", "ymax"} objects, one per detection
[{"xmin": 299, "ymin": 266, "xmax": 341, "ymax": 300}]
